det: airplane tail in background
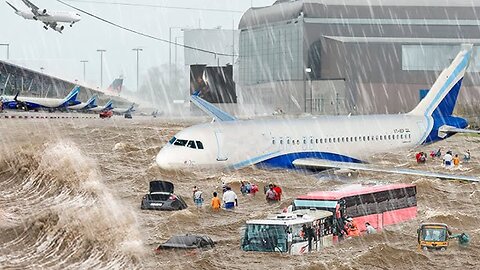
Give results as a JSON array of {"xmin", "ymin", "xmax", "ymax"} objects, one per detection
[
  {"xmin": 86, "ymin": 95, "xmax": 97, "ymax": 108},
  {"xmin": 409, "ymin": 44, "xmax": 473, "ymax": 119},
  {"xmin": 107, "ymin": 78, "xmax": 123, "ymax": 94},
  {"xmin": 104, "ymin": 100, "xmax": 113, "ymax": 110},
  {"xmin": 62, "ymin": 85, "xmax": 80, "ymax": 105}
]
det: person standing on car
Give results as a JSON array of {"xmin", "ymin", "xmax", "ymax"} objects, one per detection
[{"xmin": 222, "ymin": 186, "xmax": 238, "ymax": 210}]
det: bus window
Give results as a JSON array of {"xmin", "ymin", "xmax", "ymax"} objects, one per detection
[
  {"xmin": 241, "ymin": 224, "xmax": 287, "ymax": 252},
  {"xmin": 196, "ymin": 141, "xmax": 204, "ymax": 149}
]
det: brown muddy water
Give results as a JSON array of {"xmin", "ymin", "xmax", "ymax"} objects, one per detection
[{"xmin": 0, "ymin": 115, "xmax": 479, "ymax": 269}]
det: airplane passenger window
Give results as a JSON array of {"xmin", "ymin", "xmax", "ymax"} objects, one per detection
[
  {"xmin": 169, "ymin": 137, "xmax": 177, "ymax": 144},
  {"xmin": 187, "ymin": 140, "xmax": 197, "ymax": 149},
  {"xmin": 272, "ymin": 138, "xmax": 275, "ymax": 144},
  {"xmin": 303, "ymin": 139, "xmax": 307, "ymax": 144},
  {"xmin": 310, "ymin": 139, "xmax": 314, "ymax": 144},
  {"xmin": 174, "ymin": 139, "xmax": 188, "ymax": 146},
  {"xmin": 333, "ymin": 138, "xmax": 336, "ymax": 143},
  {"xmin": 400, "ymin": 134, "xmax": 404, "ymax": 139},
  {"xmin": 320, "ymin": 138, "xmax": 323, "ymax": 143},
  {"xmin": 297, "ymin": 139, "xmax": 300, "ymax": 144},
  {"xmin": 280, "ymin": 140, "xmax": 283, "ymax": 144},
  {"xmin": 316, "ymin": 139, "xmax": 319, "ymax": 144},
  {"xmin": 388, "ymin": 135, "xmax": 391, "ymax": 140},
  {"xmin": 287, "ymin": 139, "xmax": 290, "ymax": 144},
  {"xmin": 329, "ymin": 138, "xmax": 332, "ymax": 143},
  {"xmin": 363, "ymin": 136, "xmax": 366, "ymax": 141},
  {"xmin": 196, "ymin": 141, "xmax": 204, "ymax": 149}
]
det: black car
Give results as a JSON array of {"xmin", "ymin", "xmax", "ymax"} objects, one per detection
[
  {"xmin": 157, "ymin": 235, "xmax": 215, "ymax": 250},
  {"xmin": 140, "ymin": 180, "xmax": 188, "ymax": 211}
]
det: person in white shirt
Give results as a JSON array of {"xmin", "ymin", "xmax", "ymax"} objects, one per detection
[
  {"xmin": 365, "ymin": 222, "xmax": 377, "ymax": 234},
  {"xmin": 222, "ymin": 186, "xmax": 238, "ymax": 209},
  {"xmin": 443, "ymin": 152, "xmax": 453, "ymax": 167}
]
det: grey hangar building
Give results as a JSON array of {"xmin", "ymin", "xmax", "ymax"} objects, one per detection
[{"xmin": 235, "ymin": 0, "xmax": 480, "ymax": 115}]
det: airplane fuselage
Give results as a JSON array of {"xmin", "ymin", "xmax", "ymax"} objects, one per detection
[
  {"xmin": 155, "ymin": 114, "xmax": 466, "ymax": 170},
  {"xmin": 16, "ymin": 10, "xmax": 81, "ymax": 23}
]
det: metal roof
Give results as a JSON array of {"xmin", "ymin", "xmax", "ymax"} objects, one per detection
[
  {"xmin": 240, "ymin": 0, "xmax": 480, "ymax": 29},
  {"xmin": 324, "ymin": 36, "xmax": 480, "ymax": 44}
]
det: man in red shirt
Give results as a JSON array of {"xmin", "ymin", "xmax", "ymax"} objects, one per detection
[{"xmin": 273, "ymin": 184, "xmax": 282, "ymax": 201}]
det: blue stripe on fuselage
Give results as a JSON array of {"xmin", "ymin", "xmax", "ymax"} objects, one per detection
[{"xmin": 257, "ymin": 151, "xmax": 364, "ymax": 169}]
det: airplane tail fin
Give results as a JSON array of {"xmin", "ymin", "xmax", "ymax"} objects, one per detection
[
  {"xmin": 63, "ymin": 85, "xmax": 80, "ymax": 103},
  {"xmin": 103, "ymin": 100, "xmax": 113, "ymax": 111},
  {"xmin": 409, "ymin": 44, "xmax": 473, "ymax": 118},
  {"xmin": 6, "ymin": 1, "xmax": 18, "ymax": 12},
  {"xmin": 86, "ymin": 95, "xmax": 97, "ymax": 108}
]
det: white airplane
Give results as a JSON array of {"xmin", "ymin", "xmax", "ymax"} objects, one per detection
[
  {"xmin": 2, "ymin": 85, "xmax": 81, "ymax": 110},
  {"xmin": 89, "ymin": 100, "xmax": 113, "ymax": 113},
  {"xmin": 112, "ymin": 103, "xmax": 135, "ymax": 115},
  {"xmin": 6, "ymin": 0, "xmax": 81, "ymax": 33},
  {"xmin": 156, "ymin": 45, "xmax": 480, "ymax": 182},
  {"xmin": 68, "ymin": 95, "xmax": 97, "ymax": 111}
]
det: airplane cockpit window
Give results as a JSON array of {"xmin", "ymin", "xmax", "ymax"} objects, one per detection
[
  {"xmin": 173, "ymin": 139, "xmax": 188, "ymax": 146},
  {"xmin": 196, "ymin": 141, "xmax": 204, "ymax": 149},
  {"xmin": 187, "ymin": 140, "xmax": 197, "ymax": 149},
  {"xmin": 169, "ymin": 136, "xmax": 177, "ymax": 144}
]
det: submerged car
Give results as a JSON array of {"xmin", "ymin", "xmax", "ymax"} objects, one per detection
[
  {"xmin": 140, "ymin": 180, "xmax": 187, "ymax": 211},
  {"xmin": 157, "ymin": 234, "xmax": 215, "ymax": 250}
]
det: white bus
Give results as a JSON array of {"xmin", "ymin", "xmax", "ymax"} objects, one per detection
[{"xmin": 241, "ymin": 209, "xmax": 333, "ymax": 255}]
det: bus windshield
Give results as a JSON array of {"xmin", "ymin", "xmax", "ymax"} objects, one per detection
[
  {"xmin": 242, "ymin": 224, "xmax": 287, "ymax": 252},
  {"xmin": 422, "ymin": 228, "xmax": 447, "ymax": 242}
]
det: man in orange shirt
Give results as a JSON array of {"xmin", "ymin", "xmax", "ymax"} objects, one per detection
[{"xmin": 211, "ymin": 192, "xmax": 221, "ymax": 210}]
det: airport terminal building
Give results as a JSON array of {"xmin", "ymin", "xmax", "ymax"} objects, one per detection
[{"xmin": 237, "ymin": 0, "xmax": 480, "ymax": 115}]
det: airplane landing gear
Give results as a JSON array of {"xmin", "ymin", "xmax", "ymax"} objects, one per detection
[{"xmin": 43, "ymin": 25, "xmax": 48, "ymax": 30}]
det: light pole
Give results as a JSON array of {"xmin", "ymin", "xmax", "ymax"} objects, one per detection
[
  {"xmin": 80, "ymin": 60, "xmax": 88, "ymax": 82},
  {"xmin": 0, "ymin": 44, "xmax": 9, "ymax": 60},
  {"xmin": 97, "ymin": 49, "xmax": 106, "ymax": 88},
  {"xmin": 132, "ymin": 48, "xmax": 143, "ymax": 92},
  {"xmin": 169, "ymin": 26, "xmax": 187, "ymax": 85},
  {"xmin": 40, "ymin": 67, "xmax": 45, "ymax": 97},
  {"xmin": 174, "ymin": 36, "xmax": 183, "ymax": 68},
  {"xmin": 305, "ymin": 67, "xmax": 312, "ymax": 114}
]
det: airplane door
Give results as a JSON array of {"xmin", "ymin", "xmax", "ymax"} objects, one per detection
[{"xmin": 215, "ymin": 131, "xmax": 228, "ymax": 161}]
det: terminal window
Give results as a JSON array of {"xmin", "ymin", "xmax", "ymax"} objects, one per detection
[{"xmin": 402, "ymin": 45, "xmax": 480, "ymax": 72}]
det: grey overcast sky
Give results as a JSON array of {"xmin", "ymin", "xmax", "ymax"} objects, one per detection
[{"xmin": 1, "ymin": 0, "xmax": 274, "ymax": 90}]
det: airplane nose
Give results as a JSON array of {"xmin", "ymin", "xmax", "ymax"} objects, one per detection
[{"xmin": 156, "ymin": 148, "xmax": 172, "ymax": 170}]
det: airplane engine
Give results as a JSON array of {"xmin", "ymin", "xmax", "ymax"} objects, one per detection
[
  {"xmin": 55, "ymin": 25, "xmax": 64, "ymax": 32},
  {"xmin": 41, "ymin": 9, "xmax": 47, "ymax": 14}
]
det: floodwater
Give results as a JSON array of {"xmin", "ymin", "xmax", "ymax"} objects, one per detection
[{"xmin": 0, "ymin": 114, "xmax": 479, "ymax": 269}]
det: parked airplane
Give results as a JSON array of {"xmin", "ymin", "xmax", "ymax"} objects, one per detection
[
  {"xmin": 6, "ymin": 0, "xmax": 81, "ymax": 33},
  {"xmin": 1, "ymin": 85, "xmax": 81, "ymax": 110},
  {"xmin": 68, "ymin": 95, "xmax": 97, "ymax": 111},
  {"xmin": 156, "ymin": 45, "xmax": 480, "ymax": 182},
  {"xmin": 112, "ymin": 103, "xmax": 135, "ymax": 115},
  {"xmin": 89, "ymin": 100, "xmax": 113, "ymax": 113}
]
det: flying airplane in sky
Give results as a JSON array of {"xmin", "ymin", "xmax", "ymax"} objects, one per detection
[
  {"xmin": 1, "ymin": 85, "xmax": 81, "ymax": 110},
  {"xmin": 67, "ymin": 95, "xmax": 97, "ymax": 111},
  {"xmin": 89, "ymin": 99, "xmax": 113, "ymax": 113},
  {"xmin": 6, "ymin": 0, "xmax": 81, "ymax": 33},
  {"xmin": 156, "ymin": 45, "xmax": 480, "ymax": 182}
]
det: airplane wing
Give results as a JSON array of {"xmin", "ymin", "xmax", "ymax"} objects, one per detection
[
  {"xmin": 21, "ymin": 0, "xmax": 43, "ymax": 15},
  {"xmin": 190, "ymin": 93, "xmax": 236, "ymax": 122},
  {"xmin": 292, "ymin": 158, "xmax": 480, "ymax": 182},
  {"xmin": 439, "ymin": 125, "xmax": 480, "ymax": 135}
]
